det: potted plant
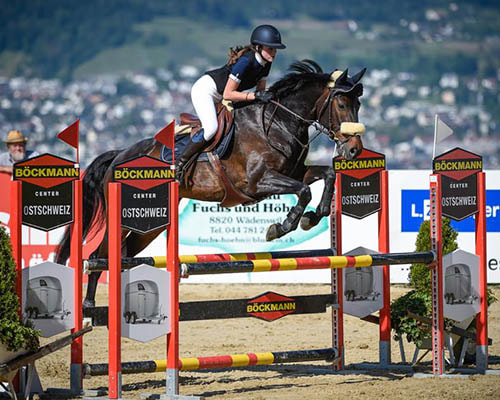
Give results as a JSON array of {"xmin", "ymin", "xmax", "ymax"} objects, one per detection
[
  {"xmin": 391, "ymin": 218, "xmax": 496, "ymax": 362},
  {"xmin": 0, "ymin": 225, "xmax": 40, "ymax": 366}
]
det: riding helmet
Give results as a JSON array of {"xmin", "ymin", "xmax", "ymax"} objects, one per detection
[{"xmin": 250, "ymin": 25, "xmax": 286, "ymax": 49}]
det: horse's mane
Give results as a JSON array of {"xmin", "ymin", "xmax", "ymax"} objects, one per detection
[{"xmin": 269, "ymin": 59, "xmax": 330, "ymax": 98}]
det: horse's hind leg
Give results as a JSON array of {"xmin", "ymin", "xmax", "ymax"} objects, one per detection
[
  {"xmin": 300, "ymin": 166, "xmax": 335, "ymax": 231},
  {"xmin": 253, "ymin": 170, "xmax": 312, "ymax": 241},
  {"xmin": 84, "ymin": 272, "xmax": 102, "ymax": 308}
]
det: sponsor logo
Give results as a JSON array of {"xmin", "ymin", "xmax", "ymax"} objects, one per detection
[
  {"xmin": 13, "ymin": 154, "xmax": 79, "ymax": 188},
  {"xmin": 113, "ymin": 155, "xmax": 174, "ymax": 190},
  {"xmin": 113, "ymin": 167, "xmax": 174, "ymax": 181},
  {"xmin": 247, "ymin": 292, "xmax": 296, "ymax": 321},
  {"xmin": 334, "ymin": 148, "xmax": 385, "ymax": 180},
  {"xmin": 433, "ymin": 147, "xmax": 482, "ymax": 181}
]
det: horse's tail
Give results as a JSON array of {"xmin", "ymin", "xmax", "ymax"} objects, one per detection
[{"xmin": 55, "ymin": 150, "xmax": 121, "ymax": 264}]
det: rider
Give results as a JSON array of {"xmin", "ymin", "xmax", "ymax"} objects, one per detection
[{"xmin": 176, "ymin": 24, "xmax": 286, "ymax": 182}]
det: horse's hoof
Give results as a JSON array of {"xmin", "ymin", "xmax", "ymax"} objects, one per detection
[
  {"xmin": 83, "ymin": 299, "xmax": 96, "ymax": 309},
  {"xmin": 300, "ymin": 211, "xmax": 316, "ymax": 231},
  {"xmin": 266, "ymin": 224, "xmax": 280, "ymax": 241},
  {"xmin": 300, "ymin": 215, "xmax": 312, "ymax": 231}
]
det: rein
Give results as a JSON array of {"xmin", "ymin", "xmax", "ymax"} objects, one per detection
[{"xmin": 268, "ymin": 98, "xmax": 333, "ymax": 139}]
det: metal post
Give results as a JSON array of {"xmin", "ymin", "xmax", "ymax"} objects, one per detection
[
  {"xmin": 108, "ymin": 183, "xmax": 121, "ymax": 399},
  {"xmin": 475, "ymin": 171, "xmax": 488, "ymax": 371},
  {"xmin": 331, "ymin": 173, "xmax": 344, "ymax": 370},
  {"xmin": 378, "ymin": 170, "xmax": 391, "ymax": 366},
  {"xmin": 429, "ymin": 174, "xmax": 444, "ymax": 375},
  {"xmin": 166, "ymin": 180, "xmax": 180, "ymax": 396},
  {"xmin": 70, "ymin": 179, "xmax": 83, "ymax": 391}
]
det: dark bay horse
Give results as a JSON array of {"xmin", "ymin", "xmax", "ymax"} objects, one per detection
[{"xmin": 56, "ymin": 60, "xmax": 367, "ymax": 307}]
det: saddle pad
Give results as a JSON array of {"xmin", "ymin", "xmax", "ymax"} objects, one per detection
[{"xmin": 161, "ymin": 125, "xmax": 235, "ymax": 164}]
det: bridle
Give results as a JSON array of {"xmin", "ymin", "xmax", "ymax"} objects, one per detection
[{"xmin": 264, "ymin": 87, "xmax": 359, "ymax": 148}]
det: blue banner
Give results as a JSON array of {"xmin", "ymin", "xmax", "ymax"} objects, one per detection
[{"xmin": 401, "ymin": 189, "xmax": 500, "ymax": 232}]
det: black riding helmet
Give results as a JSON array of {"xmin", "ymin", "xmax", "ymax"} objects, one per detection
[{"xmin": 250, "ymin": 25, "xmax": 286, "ymax": 49}]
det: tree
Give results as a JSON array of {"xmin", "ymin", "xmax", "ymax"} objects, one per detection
[{"xmin": 0, "ymin": 226, "xmax": 40, "ymax": 352}]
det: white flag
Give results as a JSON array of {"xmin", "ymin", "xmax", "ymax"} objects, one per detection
[{"xmin": 433, "ymin": 114, "xmax": 454, "ymax": 158}]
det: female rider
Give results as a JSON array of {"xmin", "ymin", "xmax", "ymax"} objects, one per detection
[{"xmin": 176, "ymin": 24, "xmax": 286, "ymax": 182}]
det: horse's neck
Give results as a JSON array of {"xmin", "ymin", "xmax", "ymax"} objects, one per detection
[{"xmin": 277, "ymin": 87, "xmax": 323, "ymax": 138}]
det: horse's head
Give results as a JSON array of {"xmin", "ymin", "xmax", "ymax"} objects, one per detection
[{"xmin": 316, "ymin": 68, "xmax": 366, "ymax": 160}]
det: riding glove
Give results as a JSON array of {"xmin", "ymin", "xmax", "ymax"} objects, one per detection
[{"xmin": 255, "ymin": 91, "xmax": 273, "ymax": 103}]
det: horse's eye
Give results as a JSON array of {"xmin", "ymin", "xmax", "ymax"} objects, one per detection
[{"xmin": 338, "ymin": 102, "xmax": 346, "ymax": 110}]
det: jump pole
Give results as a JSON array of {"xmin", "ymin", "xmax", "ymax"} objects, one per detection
[
  {"xmin": 84, "ymin": 348, "xmax": 339, "ymax": 376},
  {"xmin": 83, "ymin": 248, "xmax": 337, "ymax": 272}
]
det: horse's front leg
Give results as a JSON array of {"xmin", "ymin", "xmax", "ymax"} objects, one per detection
[
  {"xmin": 253, "ymin": 170, "xmax": 312, "ymax": 241},
  {"xmin": 299, "ymin": 165, "xmax": 335, "ymax": 231}
]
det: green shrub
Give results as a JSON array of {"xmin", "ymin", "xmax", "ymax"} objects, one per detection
[
  {"xmin": 0, "ymin": 226, "xmax": 40, "ymax": 352},
  {"xmin": 408, "ymin": 218, "xmax": 458, "ymax": 293},
  {"xmin": 390, "ymin": 217, "xmax": 458, "ymax": 346}
]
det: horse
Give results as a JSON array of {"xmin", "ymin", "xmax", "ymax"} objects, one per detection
[{"xmin": 56, "ymin": 60, "xmax": 368, "ymax": 307}]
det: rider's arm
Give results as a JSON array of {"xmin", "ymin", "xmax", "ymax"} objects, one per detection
[
  {"xmin": 223, "ymin": 55, "xmax": 257, "ymax": 102},
  {"xmin": 223, "ymin": 78, "xmax": 256, "ymax": 102}
]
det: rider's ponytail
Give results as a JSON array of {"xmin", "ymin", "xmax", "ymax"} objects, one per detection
[{"xmin": 226, "ymin": 44, "xmax": 256, "ymax": 66}]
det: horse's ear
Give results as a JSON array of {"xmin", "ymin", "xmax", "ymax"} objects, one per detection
[
  {"xmin": 351, "ymin": 68, "xmax": 367, "ymax": 84},
  {"xmin": 337, "ymin": 69, "xmax": 349, "ymax": 84}
]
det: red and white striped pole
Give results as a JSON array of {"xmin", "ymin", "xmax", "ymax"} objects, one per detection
[{"xmin": 429, "ymin": 174, "xmax": 445, "ymax": 375}]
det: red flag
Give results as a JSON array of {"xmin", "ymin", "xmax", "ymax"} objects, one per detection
[
  {"xmin": 57, "ymin": 119, "xmax": 79, "ymax": 149},
  {"xmin": 154, "ymin": 120, "xmax": 175, "ymax": 149}
]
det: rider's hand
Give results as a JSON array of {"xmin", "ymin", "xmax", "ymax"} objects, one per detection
[{"xmin": 255, "ymin": 91, "xmax": 273, "ymax": 103}]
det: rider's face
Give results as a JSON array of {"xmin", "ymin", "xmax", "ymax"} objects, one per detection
[{"xmin": 260, "ymin": 46, "xmax": 277, "ymax": 63}]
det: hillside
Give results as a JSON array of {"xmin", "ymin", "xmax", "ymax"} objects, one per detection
[{"xmin": 1, "ymin": 0, "xmax": 499, "ymax": 81}]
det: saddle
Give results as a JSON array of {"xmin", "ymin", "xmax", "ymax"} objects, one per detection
[
  {"xmin": 179, "ymin": 101, "xmax": 234, "ymax": 153},
  {"xmin": 175, "ymin": 101, "xmax": 255, "ymax": 207}
]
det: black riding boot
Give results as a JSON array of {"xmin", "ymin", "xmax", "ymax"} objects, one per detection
[{"xmin": 176, "ymin": 130, "xmax": 208, "ymax": 183}]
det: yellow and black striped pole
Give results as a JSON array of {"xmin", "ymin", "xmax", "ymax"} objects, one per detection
[
  {"xmin": 84, "ymin": 348, "xmax": 338, "ymax": 376},
  {"xmin": 84, "ymin": 248, "xmax": 337, "ymax": 273},
  {"xmin": 182, "ymin": 251, "xmax": 435, "ymax": 276}
]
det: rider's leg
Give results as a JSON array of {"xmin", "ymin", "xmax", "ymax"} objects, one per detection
[{"xmin": 177, "ymin": 75, "xmax": 220, "ymax": 182}]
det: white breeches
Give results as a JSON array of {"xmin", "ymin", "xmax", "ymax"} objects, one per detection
[{"xmin": 191, "ymin": 75, "xmax": 222, "ymax": 141}]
